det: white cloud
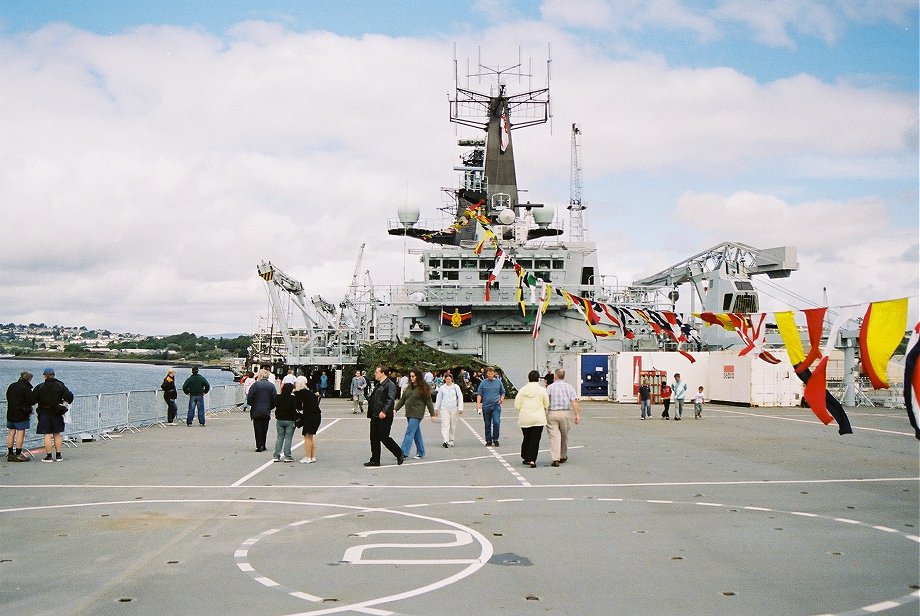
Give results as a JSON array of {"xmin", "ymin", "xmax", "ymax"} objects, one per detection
[
  {"xmin": 0, "ymin": 19, "xmax": 915, "ymax": 334},
  {"xmin": 672, "ymin": 191, "xmax": 918, "ymax": 312}
]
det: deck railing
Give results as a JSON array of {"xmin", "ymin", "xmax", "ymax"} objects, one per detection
[{"xmin": 2, "ymin": 384, "xmax": 244, "ymax": 452}]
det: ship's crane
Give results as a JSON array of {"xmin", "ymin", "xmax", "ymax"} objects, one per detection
[
  {"xmin": 254, "ymin": 260, "xmax": 357, "ymax": 368},
  {"xmin": 568, "ymin": 123, "xmax": 586, "ymax": 241},
  {"xmin": 257, "ymin": 261, "xmax": 319, "ymax": 355},
  {"xmin": 629, "ymin": 242, "xmax": 798, "ymax": 348}
]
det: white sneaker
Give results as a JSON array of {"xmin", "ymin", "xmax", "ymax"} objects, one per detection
[
  {"xmin": 166, "ymin": 422, "xmax": 178, "ymax": 426},
  {"xmin": 413, "ymin": 455, "xmax": 423, "ymax": 459},
  {"xmin": 308, "ymin": 458, "xmax": 316, "ymax": 464},
  {"xmin": 299, "ymin": 457, "xmax": 309, "ymax": 463}
]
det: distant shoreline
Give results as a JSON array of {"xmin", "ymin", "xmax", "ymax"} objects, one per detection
[{"xmin": 0, "ymin": 355, "xmax": 229, "ymax": 370}]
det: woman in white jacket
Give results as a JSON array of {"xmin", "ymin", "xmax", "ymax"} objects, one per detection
[
  {"xmin": 435, "ymin": 373, "xmax": 464, "ymax": 448},
  {"xmin": 515, "ymin": 370, "xmax": 549, "ymax": 468}
]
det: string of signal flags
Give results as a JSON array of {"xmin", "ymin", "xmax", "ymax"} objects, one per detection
[{"xmin": 419, "ymin": 201, "xmax": 920, "ymax": 439}]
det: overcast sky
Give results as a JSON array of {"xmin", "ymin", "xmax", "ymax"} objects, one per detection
[{"xmin": 0, "ymin": 0, "xmax": 916, "ymax": 335}]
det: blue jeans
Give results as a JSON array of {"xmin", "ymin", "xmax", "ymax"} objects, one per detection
[
  {"xmin": 273, "ymin": 419, "xmax": 295, "ymax": 459},
  {"xmin": 640, "ymin": 399, "xmax": 651, "ymax": 418},
  {"xmin": 483, "ymin": 405, "xmax": 501, "ymax": 442},
  {"xmin": 401, "ymin": 417, "xmax": 425, "ymax": 458},
  {"xmin": 187, "ymin": 395, "xmax": 205, "ymax": 425}
]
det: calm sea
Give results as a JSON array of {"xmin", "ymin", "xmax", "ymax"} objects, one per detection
[{"xmin": 0, "ymin": 359, "xmax": 237, "ymax": 397}]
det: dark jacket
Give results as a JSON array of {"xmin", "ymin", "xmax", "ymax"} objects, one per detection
[
  {"xmin": 246, "ymin": 379, "xmax": 277, "ymax": 420},
  {"xmin": 275, "ymin": 392, "xmax": 299, "ymax": 421},
  {"xmin": 367, "ymin": 378, "xmax": 397, "ymax": 419},
  {"xmin": 6, "ymin": 379, "xmax": 34, "ymax": 422},
  {"xmin": 161, "ymin": 376, "xmax": 178, "ymax": 400},
  {"xmin": 296, "ymin": 388, "xmax": 321, "ymax": 415},
  {"xmin": 32, "ymin": 377, "xmax": 74, "ymax": 414},
  {"xmin": 182, "ymin": 373, "xmax": 210, "ymax": 396}
]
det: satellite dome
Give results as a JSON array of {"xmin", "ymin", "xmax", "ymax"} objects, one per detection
[
  {"xmin": 532, "ymin": 204, "xmax": 555, "ymax": 228},
  {"xmin": 397, "ymin": 203, "xmax": 420, "ymax": 227},
  {"xmin": 497, "ymin": 208, "xmax": 516, "ymax": 225}
]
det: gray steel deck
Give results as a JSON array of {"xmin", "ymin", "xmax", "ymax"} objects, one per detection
[{"xmin": 1, "ymin": 399, "xmax": 917, "ymax": 615}]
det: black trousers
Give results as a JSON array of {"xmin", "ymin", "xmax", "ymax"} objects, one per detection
[
  {"xmin": 369, "ymin": 416, "xmax": 402, "ymax": 463},
  {"xmin": 253, "ymin": 417, "xmax": 270, "ymax": 450},
  {"xmin": 520, "ymin": 426, "xmax": 544, "ymax": 463},
  {"xmin": 166, "ymin": 399, "xmax": 177, "ymax": 423},
  {"xmin": 662, "ymin": 399, "xmax": 671, "ymax": 418}
]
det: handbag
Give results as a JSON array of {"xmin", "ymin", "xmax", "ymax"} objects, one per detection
[
  {"xmin": 62, "ymin": 406, "xmax": 72, "ymax": 424},
  {"xmin": 294, "ymin": 412, "xmax": 304, "ymax": 429}
]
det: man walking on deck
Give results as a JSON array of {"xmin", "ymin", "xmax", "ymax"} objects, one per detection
[
  {"xmin": 545, "ymin": 369, "xmax": 581, "ymax": 467},
  {"xmin": 476, "ymin": 366, "xmax": 505, "ymax": 447},
  {"xmin": 672, "ymin": 373, "xmax": 687, "ymax": 421},
  {"xmin": 365, "ymin": 365, "xmax": 404, "ymax": 467},
  {"xmin": 182, "ymin": 366, "xmax": 210, "ymax": 426},
  {"xmin": 350, "ymin": 370, "xmax": 367, "ymax": 415}
]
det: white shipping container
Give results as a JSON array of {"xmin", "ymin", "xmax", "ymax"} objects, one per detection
[{"xmin": 603, "ymin": 350, "xmax": 805, "ymax": 407}]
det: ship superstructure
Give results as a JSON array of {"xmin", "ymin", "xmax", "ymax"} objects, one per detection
[{"xmin": 251, "ymin": 52, "xmax": 799, "ymax": 394}]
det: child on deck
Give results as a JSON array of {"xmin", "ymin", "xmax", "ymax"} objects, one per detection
[{"xmin": 694, "ymin": 386, "xmax": 705, "ymax": 419}]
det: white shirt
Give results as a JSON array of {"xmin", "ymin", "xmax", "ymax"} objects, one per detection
[
  {"xmin": 435, "ymin": 383, "xmax": 464, "ymax": 412},
  {"xmin": 282, "ymin": 373, "xmax": 297, "ymax": 386}
]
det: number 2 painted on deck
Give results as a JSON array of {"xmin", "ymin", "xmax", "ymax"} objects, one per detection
[{"xmin": 342, "ymin": 529, "xmax": 479, "ymax": 565}]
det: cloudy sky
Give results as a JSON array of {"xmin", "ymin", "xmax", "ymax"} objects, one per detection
[{"xmin": 0, "ymin": 0, "xmax": 916, "ymax": 336}]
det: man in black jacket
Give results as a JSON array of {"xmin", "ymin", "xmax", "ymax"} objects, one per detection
[
  {"xmin": 32, "ymin": 367, "xmax": 74, "ymax": 462},
  {"xmin": 365, "ymin": 365, "xmax": 404, "ymax": 467},
  {"xmin": 6, "ymin": 371, "xmax": 34, "ymax": 462}
]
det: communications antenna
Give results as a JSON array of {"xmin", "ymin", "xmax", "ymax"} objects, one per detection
[{"xmin": 568, "ymin": 123, "xmax": 586, "ymax": 240}]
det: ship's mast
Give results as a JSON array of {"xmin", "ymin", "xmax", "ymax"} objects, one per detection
[
  {"xmin": 568, "ymin": 123, "xmax": 586, "ymax": 241},
  {"xmin": 449, "ymin": 48, "xmax": 551, "ymax": 222}
]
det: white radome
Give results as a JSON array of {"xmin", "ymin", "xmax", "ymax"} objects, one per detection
[
  {"xmin": 397, "ymin": 203, "xmax": 420, "ymax": 227},
  {"xmin": 497, "ymin": 208, "xmax": 516, "ymax": 225}
]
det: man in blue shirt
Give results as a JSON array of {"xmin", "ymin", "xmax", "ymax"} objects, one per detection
[{"xmin": 476, "ymin": 366, "xmax": 505, "ymax": 447}]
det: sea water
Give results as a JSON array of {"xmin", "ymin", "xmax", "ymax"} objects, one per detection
[{"xmin": 0, "ymin": 358, "xmax": 237, "ymax": 397}]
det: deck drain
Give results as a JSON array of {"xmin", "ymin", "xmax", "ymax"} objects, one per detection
[
  {"xmin": 322, "ymin": 598, "xmax": 339, "ymax": 603},
  {"xmin": 118, "ymin": 598, "xmax": 133, "ymax": 603},
  {"xmin": 489, "ymin": 552, "xmax": 532, "ymax": 566},
  {"xmin": 671, "ymin": 556, "xmax": 683, "ymax": 560},
  {"xmin": 525, "ymin": 595, "xmax": 540, "ymax": 601},
  {"xmin": 167, "ymin": 560, "xmax": 179, "ymax": 564},
  {"xmin": 722, "ymin": 591, "xmax": 736, "ymax": 596}
]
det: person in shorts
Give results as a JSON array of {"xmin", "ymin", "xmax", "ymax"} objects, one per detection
[
  {"xmin": 32, "ymin": 367, "xmax": 74, "ymax": 462},
  {"xmin": 6, "ymin": 371, "xmax": 34, "ymax": 462}
]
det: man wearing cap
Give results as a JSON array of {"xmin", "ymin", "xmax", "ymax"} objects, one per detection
[
  {"xmin": 6, "ymin": 371, "xmax": 34, "ymax": 462},
  {"xmin": 32, "ymin": 367, "xmax": 74, "ymax": 462},
  {"xmin": 182, "ymin": 366, "xmax": 210, "ymax": 426}
]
